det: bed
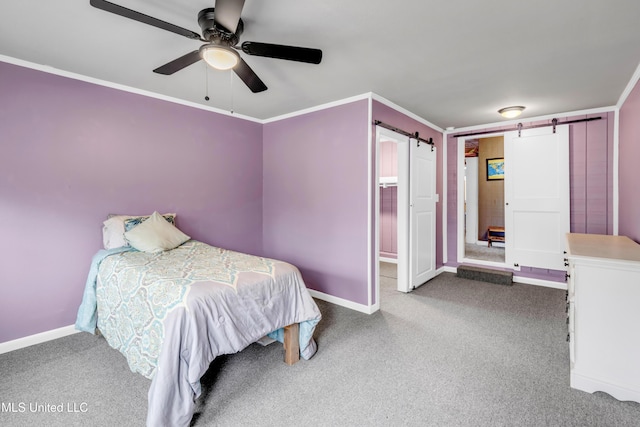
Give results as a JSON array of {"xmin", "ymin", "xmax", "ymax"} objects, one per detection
[{"xmin": 75, "ymin": 212, "xmax": 321, "ymax": 426}]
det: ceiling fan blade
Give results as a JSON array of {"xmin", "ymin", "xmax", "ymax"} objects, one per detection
[
  {"xmin": 153, "ymin": 50, "xmax": 202, "ymax": 75},
  {"xmin": 213, "ymin": 0, "xmax": 245, "ymax": 33},
  {"xmin": 241, "ymin": 42, "xmax": 322, "ymax": 64},
  {"xmin": 90, "ymin": 0, "xmax": 202, "ymax": 40},
  {"xmin": 233, "ymin": 57, "xmax": 267, "ymax": 93}
]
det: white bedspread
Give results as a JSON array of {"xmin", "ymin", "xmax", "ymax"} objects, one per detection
[{"xmin": 76, "ymin": 240, "xmax": 321, "ymax": 427}]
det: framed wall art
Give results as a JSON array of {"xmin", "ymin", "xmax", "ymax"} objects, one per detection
[{"xmin": 486, "ymin": 158, "xmax": 504, "ymax": 180}]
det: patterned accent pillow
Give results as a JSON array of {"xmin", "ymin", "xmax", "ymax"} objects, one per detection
[
  {"xmin": 103, "ymin": 215, "xmax": 137, "ymax": 249},
  {"xmin": 124, "ymin": 213, "xmax": 176, "ymax": 232}
]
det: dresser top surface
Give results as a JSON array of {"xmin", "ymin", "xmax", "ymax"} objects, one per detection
[{"xmin": 566, "ymin": 233, "xmax": 640, "ymax": 263}]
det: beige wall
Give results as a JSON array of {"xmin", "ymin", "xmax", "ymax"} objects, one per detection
[{"xmin": 478, "ymin": 136, "xmax": 504, "ymax": 240}]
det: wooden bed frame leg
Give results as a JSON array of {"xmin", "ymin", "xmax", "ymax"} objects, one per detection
[{"xmin": 283, "ymin": 323, "xmax": 300, "ymax": 366}]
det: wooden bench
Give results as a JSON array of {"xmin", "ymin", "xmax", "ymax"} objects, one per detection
[{"xmin": 487, "ymin": 226, "xmax": 505, "ymax": 247}]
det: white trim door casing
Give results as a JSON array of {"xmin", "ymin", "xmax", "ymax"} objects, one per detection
[
  {"xmin": 409, "ymin": 140, "xmax": 437, "ymax": 290},
  {"xmin": 504, "ymin": 125, "xmax": 570, "ymax": 271}
]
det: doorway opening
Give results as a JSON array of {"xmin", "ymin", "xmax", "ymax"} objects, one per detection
[
  {"xmin": 463, "ymin": 136, "xmax": 506, "ymax": 265},
  {"xmin": 375, "ymin": 125, "xmax": 437, "ymax": 305},
  {"xmin": 458, "ymin": 132, "xmax": 507, "ymax": 268},
  {"xmin": 376, "ymin": 127, "xmax": 408, "ymax": 299}
]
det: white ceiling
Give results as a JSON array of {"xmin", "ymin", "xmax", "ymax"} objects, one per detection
[{"xmin": 1, "ymin": 1, "xmax": 640, "ymax": 129}]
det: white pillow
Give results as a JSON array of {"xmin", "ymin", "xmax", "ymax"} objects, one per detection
[
  {"xmin": 124, "ymin": 211, "xmax": 190, "ymax": 253},
  {"xmin": 102, "ymin": 213, "xmax": 176, "ymax": 249}
]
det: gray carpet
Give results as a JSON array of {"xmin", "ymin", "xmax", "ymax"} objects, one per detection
[
  {"xmin": 380, "ymin": 261, "xmax": 397, "ymax": 279},
  {"xmin": 465, "ymin": 243, "xmax": 505, "ymax": 263},
  {"xmin": 2, "ymin": 273, "xmax": 639, "ymax": 426}
]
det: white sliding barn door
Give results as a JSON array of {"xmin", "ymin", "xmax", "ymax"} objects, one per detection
[
  {"xmin": 408, "ymin": 140, "xmax": 437, "ymax": 290},
  {"xmin": 504, "ymin": 125, "xmax": 570, "ymax": 271}
]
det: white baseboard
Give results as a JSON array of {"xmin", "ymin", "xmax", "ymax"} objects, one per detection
[
  {"xmin": 0, "ymin": 325, "xmax": 78, "ymax": 355},
  {"xmin": 310, "ymin": 267, "xmax": 449, "ymax": 315},
  {"xmin": 308, "ymin": 289, "xmax": 377, "ymax": 314},
  {"xmin": 435, "ymin": 266, "xmax": 447, "ymax": 276},
  {"xmin": 513, "ymin": 275, "xmax": 567, "ymax": 290},
  {"xmin": 379, "ymin": 256, "xmax": 398, "ymax": 264},
  {"xmin": 571, "ymin": 371, "xmax": 640, "ymax": 403}
]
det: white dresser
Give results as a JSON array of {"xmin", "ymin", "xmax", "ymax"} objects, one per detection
[{"xmin": 565, "ymin": 233, "xmax": 640, "ymax": 403}]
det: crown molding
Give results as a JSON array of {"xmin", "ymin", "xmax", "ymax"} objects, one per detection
[
  {"xmin": 0, "ymin": 54, "xmax": 262, "ymax": 123},
  {"xmin": 617, "ymin": 60, "xmax": 640, "ymax": 108}
]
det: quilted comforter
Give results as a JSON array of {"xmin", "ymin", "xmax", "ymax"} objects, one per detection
[{"xmin": 75, "ymin": 240, "xmax": 321, "ymax": 427}]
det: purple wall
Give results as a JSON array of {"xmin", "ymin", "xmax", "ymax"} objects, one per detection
[
  {"xmin": 446, "ymin": 113, "xmax": 615, "ymax": 281},
  {"xmin": 379, "ymin": 186, "xmax": 398, "ymax": 259},
  {"xmin": 446, "ymin": 135, "xmax": 459, "ymax": 265},
  {"xmin": 262, "ymin": 100, "xmax": 370, "ymax": 305},
  {"xmin": 619, "ymin": 78, "xmax": 640, "ymax": 243},
  {"xmin": 569, "ymin": 113, "xmax": 615, "ymax": 234},
  {"xmin": 6, "ymin": 54, "xmax": 628, "ymax": 345},
  {"xmin": 0, "ymin": 61, "xmax": 263, "ymax": 343}
]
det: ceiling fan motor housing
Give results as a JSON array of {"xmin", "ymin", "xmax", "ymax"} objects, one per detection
[{"xmin": 197, "ymin": 8, "xmax": 243, "ymax": 46}]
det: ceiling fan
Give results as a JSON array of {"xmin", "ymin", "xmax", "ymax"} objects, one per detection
[{"xmin": 89, "ymin": 0, "xmax": 323, "ymax": 93}]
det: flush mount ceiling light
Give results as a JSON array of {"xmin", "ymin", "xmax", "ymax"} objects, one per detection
[
  {"xmin": 199, "ymin": 44, "xmax": 239, "ymax": 70},
  {"xmin": 498, "ymin": 106, "xmax": 526, "ymax": 119}
]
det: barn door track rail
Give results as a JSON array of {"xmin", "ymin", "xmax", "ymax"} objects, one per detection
[
  {"xmin": 451, "ymin": 116, "xmax": 602, "ymax": 138},
  {"xmin": 374, "ymin": 120, "xmax": 435, "ymax": 151}
]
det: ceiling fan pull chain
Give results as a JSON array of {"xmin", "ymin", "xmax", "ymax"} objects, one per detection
[
  {"xmin": 204, "ymin": 63, "xmax": 210, "ymax": 101},
  {"xmin": 230, "ymin": 70, "xmax": 234, "ymax": 114}
]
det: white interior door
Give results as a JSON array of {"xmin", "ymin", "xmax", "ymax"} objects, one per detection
[
  {"xmin": 408, "ymin": 140, "xmax": 437, "ymax": 290},
  {"xmin": 504, "ymin": 125, "xmax": 569, "ymax": 271}
]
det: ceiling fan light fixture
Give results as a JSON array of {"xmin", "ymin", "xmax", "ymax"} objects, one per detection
[
  {"xmin": 498, "ymin": 106, "xmax": 525, "ymax": 119},
  {"xmin": 200, "ymin": 45, "xmax": 239, "ymax": 70}
]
